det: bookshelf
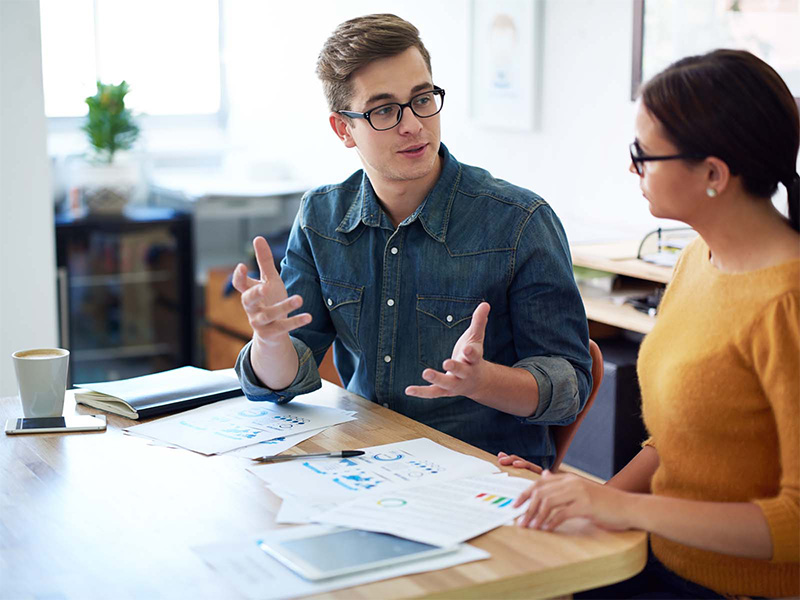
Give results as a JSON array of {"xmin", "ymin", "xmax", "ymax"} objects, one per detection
[
  {"xmin": 570, "ymin": 240, "xmax": 673, "ymax": 335},
  {"xmin": 55, "ymin": 207, "xmax": 195, "ymax": 384}
]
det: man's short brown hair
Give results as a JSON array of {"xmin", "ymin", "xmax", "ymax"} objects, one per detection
[{"xmin": 316, "ymin": 13, "xmax": 432, "ymax": 112}]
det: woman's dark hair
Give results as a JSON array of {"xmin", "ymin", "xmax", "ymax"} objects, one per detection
[{"xmin": 640, "ymin": 49, "xmax": 800, "ymax": 232}]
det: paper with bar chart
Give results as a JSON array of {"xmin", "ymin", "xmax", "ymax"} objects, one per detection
[{"xmin": 314, "ymin": 472, "xmax": 534, "ymax": 547}]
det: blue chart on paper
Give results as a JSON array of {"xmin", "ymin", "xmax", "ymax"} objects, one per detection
[
  {"xmin": 257, "ymin": 437, "xmax": 285, "ymax": 445},
  {"xmin": 272, "ymin": 414, "xmax": 309, "ymax": 425},
  {"xmin": 372, "ymin": 452, "xmax": 404, "ymax": 461},
  {"xmin": 238, "ymin": 407, "xmax": 272, "ymax": 418},
  {"xmin": 302, "ymin": 462, "xmax": 327, "ymax": 474},
  {"xmin": 214, "ymin": 424, "xmax": 264, "ymax": 440},
  {"xmin": 331, "ymin": 474, "xmax": 382, "ymax": 491},
  {"xmin": 300, "ymin": 461, "xmax": 384, "ymax": 492},
  {"xmin": 408, "ymin": 460, "xmax": 440, "ymax": 474}
]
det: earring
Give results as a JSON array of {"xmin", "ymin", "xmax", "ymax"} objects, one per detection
[{"xmin": 706, "ymin": 187, "xmax": 717, "ymax": 198}]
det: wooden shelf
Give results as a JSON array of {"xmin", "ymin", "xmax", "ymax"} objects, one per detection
[
  {"xmin": 571, "ymin": 240, "xmax": 672, "ymax": 284},
  {"xmin": 571, "ymin": 240, "xmax": 674, "ymax": 333},
  {"xmin": 582, "ymin": 296, "xmax": 656, "ymax": 334}
]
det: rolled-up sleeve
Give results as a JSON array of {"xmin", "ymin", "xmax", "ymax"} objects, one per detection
[
  {"xmin": 234, "ymin": 337, "xmax": 322, "ymax": 403},
  {"xmin": 508, "ymin": 204, "xmax": 592, "ymax": 426},
  {"xmin": 515, "ymin": 355, "xmax": 581, "ymax": 424}
]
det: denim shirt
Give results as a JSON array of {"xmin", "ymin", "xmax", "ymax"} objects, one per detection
[{"xmin": 236, "ymin": 143, "xmax": 591, "ymax": 466}]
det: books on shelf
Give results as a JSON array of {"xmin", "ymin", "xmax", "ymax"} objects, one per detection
[{"xmin": 75, "ymin": 366, "xmax": 242, "ymax": 420}]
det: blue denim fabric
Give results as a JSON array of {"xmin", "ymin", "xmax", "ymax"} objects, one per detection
[{"xmin": 236, "ymin": 143, "xmax": 591, "ymax": 466}]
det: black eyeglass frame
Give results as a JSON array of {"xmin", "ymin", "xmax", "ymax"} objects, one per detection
[
  {"xmin": 629, "ymin": 141, "xmax": 706, "ymax": 176},
  {"xmin": 338, "ymin": 86, "xmax": 446, "ymax": 131}
]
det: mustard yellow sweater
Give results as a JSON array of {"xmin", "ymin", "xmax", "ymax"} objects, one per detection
[{"xmin": 637, "ymin": 237, "xmax": 799, "ymax": 598}]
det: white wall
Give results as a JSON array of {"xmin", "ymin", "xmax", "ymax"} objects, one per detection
[
  {"xmin": 224, "ymin": 0, "xmax": 670, "ymax": 242},
  {"xmin": 0, "ymin": 0, "xmax": 59, "ymax": 397}
]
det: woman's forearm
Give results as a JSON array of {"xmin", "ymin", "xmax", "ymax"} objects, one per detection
[{"xmin": 625, "ymin": 493, "xmax": 773, "ymax": 560}]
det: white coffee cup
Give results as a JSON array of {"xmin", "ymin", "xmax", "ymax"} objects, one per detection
[{"xmin": 12, "ymin": 348, "xmax": 70, "ymax": 418}]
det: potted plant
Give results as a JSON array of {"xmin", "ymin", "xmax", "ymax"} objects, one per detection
[
  {"xmin": 73, "ymin": 81, "xmax": 142, "ymax": 214},
  {"xmin": 83, "ymin": 80, "xmax": 140, "ymax": 164}
]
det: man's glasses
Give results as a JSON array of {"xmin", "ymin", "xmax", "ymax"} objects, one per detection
[
  {"xmin": 629, "ymin": 141, "xmax": 705, "ymax": 176},
  {"xmin": 339, "ymin": 86, "xmax": 445, "ymax": 131}
]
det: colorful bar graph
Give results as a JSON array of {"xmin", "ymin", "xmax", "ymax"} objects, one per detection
[{"xmin": 475, "ymin": 492, "xmax": 513, "ymax": 508}]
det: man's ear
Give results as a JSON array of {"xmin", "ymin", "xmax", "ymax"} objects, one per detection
[
  {"xmin": 705, "ymin": 156, "xmax": 731, "ymax": 197},
  {"xmin": 329, "ymin": 113, "xmax": 357, "ymax": 148}
]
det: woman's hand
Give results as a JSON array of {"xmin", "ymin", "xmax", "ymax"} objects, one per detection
[
  {"xmin": 515, "ymin": 470, "xmax": 635, "ymax": 532},
  {"xmin": 497, "ymin": 451, "xmax": 543, "ymax": 474}
]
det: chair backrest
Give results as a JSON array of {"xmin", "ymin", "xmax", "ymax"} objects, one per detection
[{"xmin": 551, "ymin": 339, "xmax": 604, "ymax": 472}]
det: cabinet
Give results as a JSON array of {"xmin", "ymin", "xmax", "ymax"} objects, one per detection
[{"xmin": 55, "ymin": 207, "xmax": 194, "ymax": 384}]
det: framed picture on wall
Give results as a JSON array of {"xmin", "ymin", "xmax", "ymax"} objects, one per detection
[
  {"xmin": 631, "ymin": 0, "xmax": 800, "ymax": 101},
  {"xmin": 470, "ymin": 0, "xmax": 543, "ymax": 131}
]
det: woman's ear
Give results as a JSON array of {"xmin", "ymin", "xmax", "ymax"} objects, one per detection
[
  {"xmin": 704, "ymin": 156, "xmax": 731, "ymax": 197},
  {"xmin": 329, "ymin": 113, "xmax": 356, "ymax": 148}
]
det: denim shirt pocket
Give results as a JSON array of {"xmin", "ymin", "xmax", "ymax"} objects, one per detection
[
  {"xmin": 416, "ymin": 295, "xmax": 483, "ymax": 369},
  {"xmin": 320, "ymin": 278, "xmax": 364, "ymax": 354}
]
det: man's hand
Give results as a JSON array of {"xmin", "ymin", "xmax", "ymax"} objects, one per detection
[
  {"xmin": 231, "ymin": 236, "xmax": 311, "ymax": 346},
  {"xmin": 405, "ymin": 302, "xmax": 490, "ymax": 400}
]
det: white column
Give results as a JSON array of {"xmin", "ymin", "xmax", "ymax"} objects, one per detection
[{"xmin": 0, "ymin": 0, "xmax": 59, "ymax": 397}]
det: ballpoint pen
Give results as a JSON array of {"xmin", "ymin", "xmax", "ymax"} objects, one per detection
[{"xmin": 251, "ymin": 450, "xmax": 365, "ymax": 463}]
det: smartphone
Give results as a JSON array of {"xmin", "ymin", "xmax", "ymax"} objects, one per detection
[
  {"xmin": 5, "ymin": 415, "xmax": 107, "ymax": 435},
  {"xmin": 257, "ymin": 525, "xmax": 458, "ymax": 581}
]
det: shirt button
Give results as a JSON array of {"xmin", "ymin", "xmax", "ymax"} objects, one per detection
[
  {"xmin": 382, "ymin": 403, "xmax": 389, "ymax": 408},
  {"xmin": 384, "ymin": 355, "xmax": 392, "ymax": 363},
  {"xmin": 327, "ymin": 298, "xmax": 333, "ymax": 306},
  {"xmin": 446, "ymin": 315, "xmax": 453, "ymax": 323},
  {"xmin": 390, "ymin": 247, "xmax": 398, "ymax": 255},
  {"xmin": 387, "ymin": 299, "xmax": 395, "ymax": 307}
]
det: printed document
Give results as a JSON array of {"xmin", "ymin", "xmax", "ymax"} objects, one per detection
[
  {"xmin": 249, "ymin": 438, "xmax": 498, "ymax": 504},
  {"xmin": 125, "ymin": 396, "xmax": 355, "ymax": 455},
  {"xmin": 221, "ymin": 428, "xmax": 325, "ymax": 459},
  {"xmin": 315, "ymin": 472, "xmax": 534, "ymax": 547}
]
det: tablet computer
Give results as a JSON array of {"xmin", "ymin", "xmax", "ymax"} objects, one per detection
[{"xmin": 257, "ymin": 525, "xmax": 458, "ymax": 581}]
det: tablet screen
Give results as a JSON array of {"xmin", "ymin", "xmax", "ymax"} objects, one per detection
[{"xmin": 278, "ymin": 529, "xmax": 439, "ymax": 572}]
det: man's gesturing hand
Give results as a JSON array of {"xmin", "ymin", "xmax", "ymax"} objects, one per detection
[
  {"xmin": 231, "ymin": 236, "xmax": 311, "ymax": 345},
  {"xmin": 405, "ymin": 302, "xmax": 490, "ymax": 400}
]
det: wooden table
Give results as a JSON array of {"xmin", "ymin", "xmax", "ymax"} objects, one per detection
[{"xmin": 1, "ymin": 382, "xmax": 647, "ymax": 599}]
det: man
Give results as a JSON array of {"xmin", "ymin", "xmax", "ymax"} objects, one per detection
[{"xmin": 233, "ymin": 14, "xmax": 591, "ymax": 467}]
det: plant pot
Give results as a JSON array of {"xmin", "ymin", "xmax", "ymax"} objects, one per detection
[{"xmin": 70, "ymin": 154, "xmax": 143, "ymax": 215}]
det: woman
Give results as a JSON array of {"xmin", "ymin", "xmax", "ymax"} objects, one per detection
[{"xmin": 499, "ymin": 49, "xmax": 799, "ymax": 598}]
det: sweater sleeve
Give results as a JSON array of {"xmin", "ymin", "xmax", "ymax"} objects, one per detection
[{"xmin": 750, "ymin": 292, "xmax": 800, "ymax": 563}]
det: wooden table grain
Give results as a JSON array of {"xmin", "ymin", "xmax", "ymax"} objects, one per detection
[{"xmin": 1, "ymin": 381, "xmax": 647, "ymax": 599}]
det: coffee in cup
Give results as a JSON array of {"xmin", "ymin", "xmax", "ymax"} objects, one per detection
[{"xmin": 12, "ymin": 348, "xmax": 70, "ymax": 417}]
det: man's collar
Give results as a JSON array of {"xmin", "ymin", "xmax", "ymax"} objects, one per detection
[{"xmin": 336, "ymin": 143, "xmax": 461, "ymax": 241}]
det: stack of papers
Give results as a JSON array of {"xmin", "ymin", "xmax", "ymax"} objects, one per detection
[
  {"xmin": 124, "ymin": 395, "xmax": 356, "ymax": 457},
  {"xmin": 249, "ymin": 438, "xmax": 534, "ymax": 547}
]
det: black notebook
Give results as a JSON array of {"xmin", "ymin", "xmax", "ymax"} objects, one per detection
[{"xmin": 75, "ymin": 366, "xmax": 242, "ymax": 420}]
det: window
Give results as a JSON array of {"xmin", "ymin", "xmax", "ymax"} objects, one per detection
[{"xmin": 40, "ymin": 0, "xmax": 223, "ymax": 119}]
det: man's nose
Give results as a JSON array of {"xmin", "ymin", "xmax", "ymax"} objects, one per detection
[{"xmin": 396, "ymin": 106, "xmax": 423, "ymax": 134}]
